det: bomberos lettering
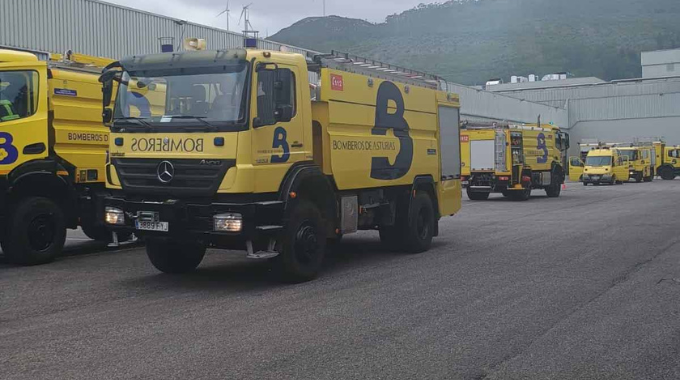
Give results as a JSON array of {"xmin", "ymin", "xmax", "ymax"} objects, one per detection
[{"xmin": 131, "ymin": 137, "xmax": 204, "ymax": 152}]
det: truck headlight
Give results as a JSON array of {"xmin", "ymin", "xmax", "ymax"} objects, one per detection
[
  {"xmin": 105, "ymin": 207, "xmax": 125, "ymax": 225},
  {"xmin": 214, "ymin": 213, "xmax": 242, "ymax": 232}
]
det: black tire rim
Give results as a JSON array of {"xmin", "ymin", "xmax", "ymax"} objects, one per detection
[
  {"xmin": 28, "ymin": 214, "xmax": 56, "ymax": 251},
  {"xmin": 416, "ymin": 207, "xmax": 430, "ymax": 241},
  {"xmin": 294, "ymin": 222, "xmax": 318, "ymax": 264}
]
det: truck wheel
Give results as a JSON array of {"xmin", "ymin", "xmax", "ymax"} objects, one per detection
[
  {"xmin": 145, "ymin": 239, "xmax": 206, "ymax": 274},
  {"xmin": 401, "ymin": 192, "xmax": 435, "ymax": 253},
  {"xmin": 274, "ymin": 200, "xmax": 327, "ymax": 282},
  {"xmin": 509, "ymin": 188, "xmax": 531, "ymax": 201},
  {"xmin": 466, "ymin": 187, "xmax": 490, "ymax": 201},
  {"xmin": 3, "ymin": 197, "xmax": 66, "ymax": 265},
  {"xmin": 660, "ymin": 166, "xmax": 675, "ymax": 180},
  {"xmin": 545, "ymin": 182, "xmax": 561, "ymax": 197}
]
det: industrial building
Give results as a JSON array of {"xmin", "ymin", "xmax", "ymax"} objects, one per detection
[
  {"xmin": 489, "ymin": 75, "xmax": 680, "ymax": 148},
  {"xmin": 642, "ymin": 48, "xmax": 680, "ymax": 79},
  {"xmin": 0, "ymin": 0, "xmax": 567, "ymax": 128}
]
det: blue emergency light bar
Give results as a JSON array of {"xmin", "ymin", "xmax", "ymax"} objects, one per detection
[{"xmin": 244, "ymin": 38, "xmax": 257, "ymax": 48}]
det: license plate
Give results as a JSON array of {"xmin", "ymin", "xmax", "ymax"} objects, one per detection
[
  {"xmin": 591, "ymin": 176, "xmax": 600, "ymax": 180},
  {"xmin": 135, "ymin": 220, "xmax": 169, "ymax": 232}
]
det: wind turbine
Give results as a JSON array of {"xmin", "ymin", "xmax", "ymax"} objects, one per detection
[
  {"xmin": 216, "ymin": 2, "xmax": 231, "ymax": 32},
  {"xmin": 238, "ymin": 3, "xmax": 254, "ymax": 33}
]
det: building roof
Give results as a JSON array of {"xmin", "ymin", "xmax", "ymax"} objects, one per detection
[
  {"xmin": 486, "ymin": 77, "xmax": 606, "ymax": 92},
  {"xmin": 641, "ymin": 48, "xmax": 680, "ymax": 66}
]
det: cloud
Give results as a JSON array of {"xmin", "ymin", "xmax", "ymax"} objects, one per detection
[{"xmin": 105, "ymin": 0, "xmax": 425, "ymax": 36}]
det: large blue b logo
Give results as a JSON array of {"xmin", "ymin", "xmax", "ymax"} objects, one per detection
[
  {"xmin": 0, "ymin": 132, "xmax": 19, "ymax": 165},
  {"xmin": 271, "ymin": 127, "xmax": 290, "ymax": 163}
]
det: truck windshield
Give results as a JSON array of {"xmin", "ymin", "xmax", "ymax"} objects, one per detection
[
  {"xmin": 586, "ymin": 156, "xmax": 612, "ymax": 166},
  {"xmin": 113, "ymin": 66, "xmax": 248, "ymax": 131}
]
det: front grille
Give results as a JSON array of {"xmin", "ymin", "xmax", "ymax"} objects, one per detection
[{"xmin": 112, "ymin": 158, "xmax": 235, "ymax": 197}]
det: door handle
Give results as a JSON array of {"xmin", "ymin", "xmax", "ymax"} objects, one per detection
[{"xmin": 23, "ymin": 143, "xmax": 46, "ymax": 155}]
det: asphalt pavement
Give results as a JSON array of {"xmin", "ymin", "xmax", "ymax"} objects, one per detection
[{"xmin": 2, "ymin": 180, "xmax": 680, "ymax": 379}]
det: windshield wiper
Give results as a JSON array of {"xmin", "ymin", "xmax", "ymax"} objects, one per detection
[
  {"xmin": 164, "ymin": 115, "xmax": 219, "ymax": 132},
  {"xmin": 114, "ymin": 117, "xmax": 153, "ymax": 131}
]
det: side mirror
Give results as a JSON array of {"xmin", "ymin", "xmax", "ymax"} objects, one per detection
[
  {"xmin": 102, "ymin": 80, "xmax": 114, "ymax": 108},
  {"xmin": 275, "ymin": 105, "xmax": 293, "ymax": 123},
  {"xmin": 103, "ymin": 108, "xmax": 113, "ymax": 124},
  {"xmin": 99, "ymin": 70, "xmax": 119, "ymax": 108}
]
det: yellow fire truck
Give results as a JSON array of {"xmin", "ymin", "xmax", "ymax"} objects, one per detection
[
  {"xmin": 460, "ymin": 122, "xmax": 569, "ymax": 201},
  {"xmin": 100, "ymin": 48, "xmax": 462, "ymax": 281},
  {"xmin": 0, "ymin": 49, "xmax": 121, "ymax": 265},
  {"xmin": 613, "ymin": 145, "xmax": 654, "ymax": 183},
  {"xmin": 656, "ymin": 144, "xmax": 680, "ymax": 180}
]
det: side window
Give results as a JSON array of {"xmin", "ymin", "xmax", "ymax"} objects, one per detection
[
  {"xmin": 256, "ymin": 67, "xmax": 296, "ymax": 127},
  {"xmin": 0, "ymin": 71, "xmax": 38, "ymax": 122},
  {"xmin": 570, "ymin": 157, "xmax": 582, "ymax": 167}
]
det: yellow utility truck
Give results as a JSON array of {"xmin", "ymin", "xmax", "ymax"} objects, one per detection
[
  {"xmin": 0, "ymin": 49, "xmax": 118, "ymax": 265},
  {"xmin": 568, "ymin": 141, "xmax": 603, "ymax": 182},
  {"xmin": 100, "ymin": 48, "xmax": 462, "ymax": 281},
  {"xmin": 460, "ymin": 122, "xmax": 569, "ymax": 201},
  {"xmin": 582, "ymin": 147, "xmax": 629, "ymax": 185},
  {"xmin": 613, "ymin": 145, "xmax": 653, "ymax": 183}
]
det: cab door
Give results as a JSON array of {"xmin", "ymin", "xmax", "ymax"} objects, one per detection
[
  {"xmin": 614, "ymin": 155, "xmax": 630, "ymax": 181},
  {"xmin": 568, "ymin": 156, "xmax": 583, "ymax": 182},
  {"xmin": 251, "ymin": 62, "xmax": 307, "ymax": 193},
  {"xmin": 0, "ymin": 61, "xmax": 49, "ymax": 176}
]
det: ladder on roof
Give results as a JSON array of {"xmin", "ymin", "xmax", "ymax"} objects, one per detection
[
  {"xmin": 48, "ymin": 50, "xmax": 114, "ymax": 74},
  {"xmin": 307, "ymin": 50, "xmax": 444, "ymax": 90},
  {"xmin": 494, "ymin": 129, "xmax": 507, "ymax": 172}
]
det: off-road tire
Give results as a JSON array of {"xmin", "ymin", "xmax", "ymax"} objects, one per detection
[
  {"xmin": 3, "ymin": 197, "xmax": 66, "ymax": 266},
  {"xmin": 660, "ymin": 166, "xmax": 675, "ymax": 181},
  {"xmin": 145, "ymin": 239, "xmax": 206, "ymax": 274},
  {"xmin": 545, "ymin": 182, "xmax": 561, "ymax": 197},
  {"xmin": 401, "ymin": 192, "xmax": 435, "ymax": 253},
  {"xmin": 273, "ymin": 200, "xmax": 327, "ymax": 283},
  {"xmin": 509, "ymin": 188, "xmax": 531, "ymax": 201},
  {"xmin": 466, "ymin": 187, "xmax": 490, "ymax": 201}
]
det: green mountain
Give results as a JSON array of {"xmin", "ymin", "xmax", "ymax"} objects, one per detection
[{"xmin": 270, "ymin": 0, "xmax": 680, "ymax": 85}]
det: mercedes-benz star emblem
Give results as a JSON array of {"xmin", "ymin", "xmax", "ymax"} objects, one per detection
[{"xmin": 157, "ymin": 161, "xmax": 174, "ymax": 183}]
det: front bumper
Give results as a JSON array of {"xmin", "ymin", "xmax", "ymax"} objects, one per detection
[
  {"xmin": 465, "ymin": 173, "xmax": 511, "ymax": 192},
  {"xmin": 583, "ymin": 174, "xmax": 614, "ymax": 184},
  {"xmin": 105, "ymin": 196, "xmax": 285, "ymax": 250}
]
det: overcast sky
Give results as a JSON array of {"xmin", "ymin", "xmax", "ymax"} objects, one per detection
[{"xmin": 106, "ymin": 0, "xmax": 424, "ymax": 37}]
